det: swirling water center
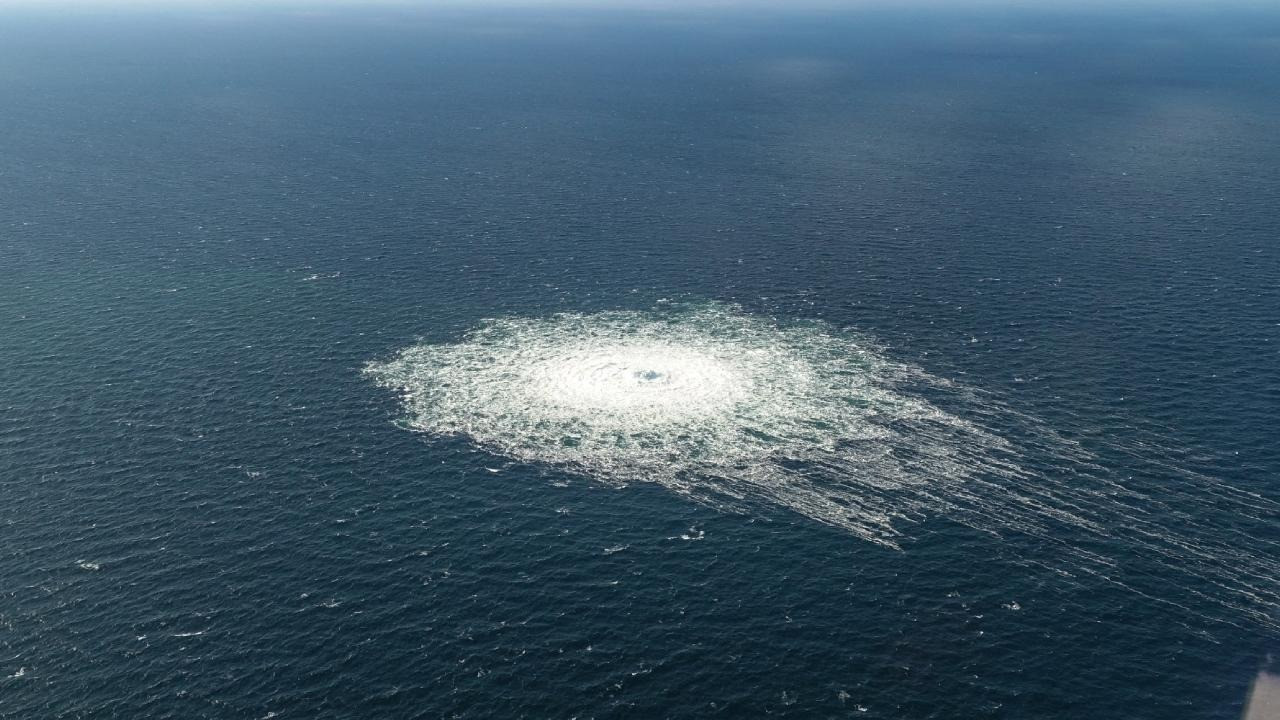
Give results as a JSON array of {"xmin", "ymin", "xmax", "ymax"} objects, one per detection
[{"xmin": 532, "ymin": 344, "xmax": 744, "ymax": 419}]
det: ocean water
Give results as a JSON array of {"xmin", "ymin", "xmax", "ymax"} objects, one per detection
[{"xmin": 2, "ymin": 4, "xmax": 1278, "ymax": 718}]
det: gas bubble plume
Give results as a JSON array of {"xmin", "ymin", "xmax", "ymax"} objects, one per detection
[
  {"xmin": 366, "ymin": 303, "xmax": 1059, "ymax": 545},
  {"xmin": 367, "ymin": 303, "xmax": 1279, "ymax": 628}
]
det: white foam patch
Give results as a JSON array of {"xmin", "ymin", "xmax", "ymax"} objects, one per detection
[
  {"xmin": 367, "ymin": 302, "xmax": 1279, "ymax": 629},
  {"xmin": 367, "ymin": 303, "xmax": 1004, "ymax": 546}
]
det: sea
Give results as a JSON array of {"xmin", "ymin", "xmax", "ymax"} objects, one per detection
[{"xmin": 2, "ymin": 3, "xmax": 1278, "ymax": 718}]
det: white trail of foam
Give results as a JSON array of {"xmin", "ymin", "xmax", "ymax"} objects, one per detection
[{"xmin": 366, "ymin": 303, "xmax": 1279, "ymax": 629}]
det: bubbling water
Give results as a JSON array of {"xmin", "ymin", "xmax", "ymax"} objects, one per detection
[
  {"xmin": 367, "ymin": 302, "xmax": 1280, "ymax": 629},
  {"xmin": 365, "ymin": 303, "xmax": 1028, "ymax": 546},
  {"xmin": 528, "ymin": 344, "xmax": 747, "ymax": 418}
]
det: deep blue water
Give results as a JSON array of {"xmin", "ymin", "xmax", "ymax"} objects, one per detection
[{"xmin": 2, "ymin": 5, "xmax": 1279, "ymax": 718}]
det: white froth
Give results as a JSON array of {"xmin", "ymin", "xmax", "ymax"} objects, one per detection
[
  {"xmin": 366, "ymin": 304, "xmax": 1008, "ymax": 546},
  {"xmin": 529, "ymin": 344, "xmax": 746, "ymax": 417},
  {"xmin": 367, "ymin": 302, "xmax": 1280, "ymax": 629}
]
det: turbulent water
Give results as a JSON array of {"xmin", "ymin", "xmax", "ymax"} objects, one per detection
[
  {"xmin": 370, "ymin": 303, "xmax": 1014, "ymax": 546},
  {"xmin": 370, "ymin": 303, "xmax": 1278, "ymax": 629}
]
